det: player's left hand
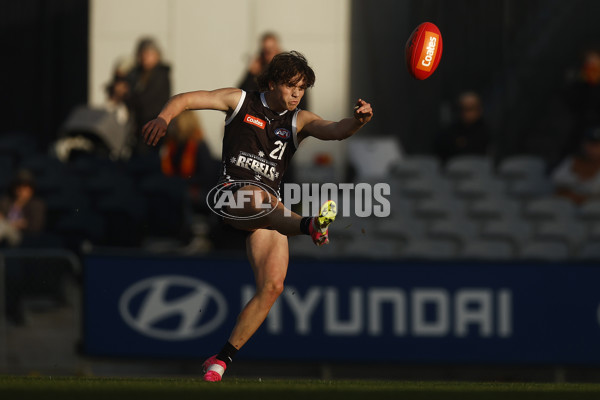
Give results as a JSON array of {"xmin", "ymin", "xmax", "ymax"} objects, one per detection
[{"xmin": 353, "ymin": 99, "xmax": 373, "ymax": 125}]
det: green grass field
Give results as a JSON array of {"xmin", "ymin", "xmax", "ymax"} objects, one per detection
[{"xmin": 2, "ymin": 376, "xmax": 600, "ymax": 400}]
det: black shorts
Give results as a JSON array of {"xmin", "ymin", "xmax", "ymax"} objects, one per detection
[
  {"xmin": 211, "ymin": 220, "xmax": 250, "ymax": 250},
  {"xmin": 217, "ymin": 177, "xmax": 281, "ymax": 200}
]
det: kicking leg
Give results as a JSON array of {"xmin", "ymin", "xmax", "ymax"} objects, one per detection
[
  {"xmin": 223, "ymin": 185, "xmax": 302, "ymax": 235},
  {"xmin": 225, "ymin": 185, "xmax": 337, "ymax": 243}
]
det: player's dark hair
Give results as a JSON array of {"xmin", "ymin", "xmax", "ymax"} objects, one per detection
[{"xmin": 257, "ymin": 51, "xmax": 315, "ymax": 91}]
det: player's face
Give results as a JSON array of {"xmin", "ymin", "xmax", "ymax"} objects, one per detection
[{"xmin": 270, "ymin": 76, "xmax": 306, "ymax": 112}]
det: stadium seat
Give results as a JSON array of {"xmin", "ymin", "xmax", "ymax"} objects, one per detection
[
  {"xmin": 506, "ymin": 175, "xmax": 555, "ymax": 199},
  {"xmin": 445, "ymin": 155, "xmax": 494, "ymax": 180},
  {"xmin": 288, "ymin": 235, "xmax": 343, "ymax": 259},
  {"xmin": 400, "ymin": 175, "xmax": 454, "ymax": 200},
  {"xmin": 454, "ymin": 177, "xmax": 507, "ymax": 200},
  {"xmin": 85, "ymin": 171, "xmax": 118, "ymax": 197},
  {"xmin": 20, "ymin": 154, "xmax": 63, "ymax": 177},
  {"xmin": 331, "ymin": 215, "xmax": 375, "ymax": 238},
  {"xmin": 385, "ymin": 192, "xmax": 415, "ymax": 219},
  {"xmin": 480, "ymin": 218, "xmax": 534, "ymax": 245},
  {"xmin": 460, "ymin": 239, "xmax": 515, "ymax": 260},
  {"xmin": 19, "ymin": 232, "xmax": 65, "ymax": 249},
  {"xmin": 0, "ymin": 132, "xmax": 38, "ymax": 165},
  {"xmin": 399, "ymin": 238, "xmax": 458, "ymax": 260},
  {"xmin": 45, "ymin": 189, "xmax": 92, "ymax": 231},
  {"xmin": 0, "ymin": 155, "xmax": 13, "ymax": 171},
  {"xmin": 579, "ymin": 199, "xmax": 600, "ymax": 223},
  {"xmin": 85, "ymin": 169, "xmax": 135, "ymax": 198},
  {"xmin": 576, "ymin": 243, "xmax": 600, "ymax": 261},
  {"xmin": 55, "ymin": 210, "xmax": 106, "ymax": 248},
  {"xmin": 19, "ymin": 154, "xmax": 68, "ymax": 198},
  {"xmin": 535, "ymin": 220, "xmax": 587, "ymax": 251},
  {"xmin": 35, "ymin": 171, "xmax": 73, "ymax": 198},
  {"xmin": 0, "ymin": 165, "xmax": 13, "ymax": 193},
  {"xmin": 139, "ymin": 174, "xmax": 191, "ymax": 237},
  {"xmin": 126, "ymin": 153, "xmax": 162, "ymax": 180},
  {"xmin": 468, "ymin": 197, "xmax": 521, "ymax": 222},
  {"xmin": 347, "ymin": 136, "xmax": 403, "ymax": 179},
  {"xmin": 295, "ymin": 164, "xmax": 336, "ymax": 184},
  {"xmin": 96, "ymin": 191, "xmax": 148, "ymax": 247},
  {"xmin": 374, "ymin": 216, "xmax": 427, "ymax": 243},
  {"xmin": 524, "ymin": 197, "xmax": 576, "ymax": 222},
  {"xmin": 415, "ymin": 197, "xmax": 467, "ymax": 221},
  {"xmin": 589, "ymin": 222, "xmax": 600, "ymax": 241},
  {"xmin": 387, "ymin": 176, "xmax": 405, "ymax": 197},
  {"xmin": 343, "ymin": 236, "xmax": 400, "ymax": 260},
  {"xmin": 518, "ymin": 240, "xmax": 569, "ymax": 261},
  {"xmin": 288, "ymin": 236, "xmax": 317, "ymax": 258},
  {"xmin": 67, "ymin": 155, "xmax": 106, "ymax": 177},
  {"xmin": 497, "ymin": 155, "xmax": 546, "ymax": 180},
  {"xmin": 390, "ymin": 155, "xmax": 441, "ymax": 180},
  {"xmin": 427, "ymin": 218, "xmax": 479, "ymax": 246}
]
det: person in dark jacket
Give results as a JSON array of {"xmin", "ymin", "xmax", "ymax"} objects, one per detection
[{"xmin": 127, "ymin": 37, "xmax": 171, "ymax": 153}]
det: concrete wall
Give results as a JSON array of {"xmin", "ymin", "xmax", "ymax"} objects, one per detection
[{"xmin": 89, "ymin": 0, "xmax": 351, "ymax": 172}]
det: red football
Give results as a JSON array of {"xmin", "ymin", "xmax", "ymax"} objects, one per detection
[{"xmin": 405, "ymin": 22, "xmax": 443, "ymax": 80}]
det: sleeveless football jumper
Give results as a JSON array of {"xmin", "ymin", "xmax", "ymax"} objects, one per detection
[{"xmin": 220, "ymin": 91, "xmax": 300, "ymax": 196}]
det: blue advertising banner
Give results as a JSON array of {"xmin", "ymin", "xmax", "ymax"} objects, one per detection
[{"xmin": 83, "ymin": 254, "xmax": 600, "ymax": 364}]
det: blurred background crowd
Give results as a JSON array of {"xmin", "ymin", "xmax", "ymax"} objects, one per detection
[
  {"xmin": 2, "ymin": 0, "xmax": 600, "ymax": 262},
  {"xmin": 2, "ymin": 0, "xmax": 600, "ymax": 379}
]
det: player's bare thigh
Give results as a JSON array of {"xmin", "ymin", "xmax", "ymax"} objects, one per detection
[
  {"xmin": 224, "ymin": 185, "xmax": 279, "ymax": 231},
  {"xmin": 245, "ymin": 228, "xmax": 289, "ymax": 287}
]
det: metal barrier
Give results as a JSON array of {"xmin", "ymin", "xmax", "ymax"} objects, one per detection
[
  {"xmin": 0, "ymin": 249, "xmax": 81, "ymax": 372},
  {"xmin": 0, "ymin": 249, "xmax": 81, "ymax": 273}
]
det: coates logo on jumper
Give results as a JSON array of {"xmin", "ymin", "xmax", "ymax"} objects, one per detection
[
  {"xmin": 244, "ymin": 114, "xmax": 266, "ymax": 129},
  {"xmin": 417, "ymin": 31, "xmax": 439, "ymax": 72},
  {"xmin": 274, "ymin": 128, "xmax": 291, "ymax": 139},
  {"xmin": 206, "ymin": 180, "xmax": 279, "ymax": 220},
  {"xmin": 119, "ymin": 275, "xmax": 228, "ymax": 341}
]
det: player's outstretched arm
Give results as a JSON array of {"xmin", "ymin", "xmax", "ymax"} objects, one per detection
[
  {"xmin": 298, "ymin": 99, "xmax": 373, "ymax": 142},
  {"xmin": 142, "ymin": 88, "xmax": 243, "ymax": 146}
]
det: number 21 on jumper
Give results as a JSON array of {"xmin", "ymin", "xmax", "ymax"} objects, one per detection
[{"xmin": 269, "ymin": 140, "xmax": 287, "ymax": 160}]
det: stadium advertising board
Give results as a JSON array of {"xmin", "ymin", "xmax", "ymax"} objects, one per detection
[{"xmin": 83, "ymin": 254, "xmax": 600, "ymax": 364}]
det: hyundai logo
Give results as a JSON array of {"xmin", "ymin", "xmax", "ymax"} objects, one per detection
[{"xmin": 119, "ymin": 275, "xmax": 228, "ymax": 341}]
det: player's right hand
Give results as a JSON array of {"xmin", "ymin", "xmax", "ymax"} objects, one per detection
[
  {"xmin": 353, "ymin": 99, "xmax": 373, "ymax": 125},
  {"xmin": 142, "ymin": 117, "xmax": 168, "ymax": 146}
]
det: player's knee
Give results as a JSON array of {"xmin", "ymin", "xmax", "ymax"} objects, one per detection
[{"xmin": 260, "ymin": 279, "xmax": 284, "ymax": 300}]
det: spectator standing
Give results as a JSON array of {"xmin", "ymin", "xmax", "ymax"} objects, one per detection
[{"xmin": 127, "ymin": 37, "xmax": 171, "ymax": 153}]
